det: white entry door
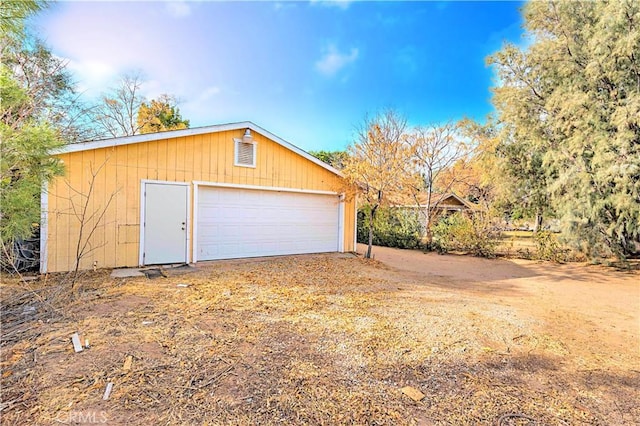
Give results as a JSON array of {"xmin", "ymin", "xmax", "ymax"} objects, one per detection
[
  {"xmin": 143, "ymin": 182, "xmax": 188, "ymax": 265},
  {"xmin": 197, "ymin": 187, "xmax": 340, "ymax": 261}
]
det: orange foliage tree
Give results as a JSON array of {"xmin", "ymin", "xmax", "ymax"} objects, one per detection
[
  {"xmin": 342, "ymin": 110, "xmax": 418, "ymax": 258},
  {"xmin": 410, "ymin": 122, "xmax": 470, "ymax": 241}
]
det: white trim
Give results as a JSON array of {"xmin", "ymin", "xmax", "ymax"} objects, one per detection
[
  {"xmin": 192, "ymin": 181, "xmax": 339, "ymax": 196},
  {"xmin": 40, "ymin": 183, "xmax": 48, "ymax": 273},
  {"xmin": 139, "ymin": 180, "xmax": 190, "ymax": 266},
  {"xmin": 138, "ymin": 183, "xmax": 145, "ymax": 266},
  {"xmin": 233, "ymin": 138, "xmax": 257, "ymax": 168},
  {"xmin": 192, "ymin": 182, "xmax": 199, "ymax": 264},
  {"xmin": 353, "ymin": 196, "xmax": 358, "ymax": 251},
  {"xmin": 60, "ymin": 122, "xmax": 250, "ymax": 154},
  {"xmin": 56, "ymin": 121, "xmax": 343, "ymax": 177},
  {"xmin": 184, "ymin": 184, "xmax": 192, "ymax": 265},
  {"xmin": 338, "ymin": 195, "xmax": 345, "ymax": 253}
]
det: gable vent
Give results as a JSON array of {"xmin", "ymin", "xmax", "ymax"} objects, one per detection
[
  {"xmin": 234, "ymin": 130, "xmax": 256, "ymax": 167},
  {"xmin": 237, "ymin": 141, "xmax": 254, "ymax": 165}
]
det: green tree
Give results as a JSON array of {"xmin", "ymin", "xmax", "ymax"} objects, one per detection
[
  {"xmin": 0, "ymin": 1, "xmax": 65, "ymax": 262},
  {"xmin": 446, "ymin": 118, "xmax": 500, "ymax": 208},
  {"xmin": 3, "ymin": 36, "xmax": 96, "ymax": 143},
  {"xmin": 489, "ymin": 0, "xmax": 640, "ymax": 259},
  {"xmin": 0, "ymin": 0, "xmax": 44, "ymax": 38},
  {"xmin": 489, "ymin": 39, "xmax": 554, "ymax": 232},
  {"xmin": 495, "ymin": 129, "xmax": 550, "ymax": 231},
  {"xmin": 2, "ymin": 0, "xmax": 94, "ymax": 144},
  {"xmin": 137, "ymin": 94, "xmax": 190, "ymax": 134},
  {"xmin": 308, "ymin": 150, "xmax": 347, "ymax": 169},
  {"xmin": 0, "ymin": 89, "xmax": 64, "ymax": 243}
]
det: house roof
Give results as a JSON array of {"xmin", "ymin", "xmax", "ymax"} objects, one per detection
[
  {"xmin": 405, "ymin": 192, "xmax": 478, "ymax": 210},
  {"xmin": 57, "ymin": 121, "xmax": 342, "ymax": 177}
]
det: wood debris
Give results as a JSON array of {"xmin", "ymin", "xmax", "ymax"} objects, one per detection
[
  {"xmin": 400, "ymin": 386, "xmax": 425, "ymax": 402},
  {"xmin": 71, "ymin": 333, "xmax": 83, "ymax": 353},
  {"xmin": 102, "ymin": 382, "xmax": 113, "ymax": 400},
  {"xmin": 123, "ymin": 355, "xmax": 133, "ymax": 371}
]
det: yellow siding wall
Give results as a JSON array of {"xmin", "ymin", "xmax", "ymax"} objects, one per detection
[{"xmin": 46, "ymin": 129, "xmax": 356, "ymax": 272}]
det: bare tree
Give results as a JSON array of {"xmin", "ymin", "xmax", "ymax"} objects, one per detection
[
  {"xmin": 93, "ymin": 72, "xmax": 147, "ymax": 138},
  {"xmin": 61, "ymin": 158, "xmax": 119, "ymax": 290},
  {"xmin": 343, "ymin": 110, "xmax": 417, "ymax": 258},
  {"xmin": 411, "ymin": 122, "xmax": 470, "ymax": 242}
]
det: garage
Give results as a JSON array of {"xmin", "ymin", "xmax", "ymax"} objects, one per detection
[
  {"xmin": 196, "ymin": 186, "xmax": 342, "ymax": 261},
  {"xmin": 42, "ymin": 121, "xmax": 356, "ymax": 272}
]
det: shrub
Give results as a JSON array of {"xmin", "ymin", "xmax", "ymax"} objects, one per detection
[
  {"xmin": 432, "ymin": 212, "xmax": 498, "ymax": 257},
  {"xmin": 357, "ymin": 207, "xmax": 423, "ymax": 249},
  {"xmin": 534, "ymin": 231, "xmax": 568, "ymax": 262}
]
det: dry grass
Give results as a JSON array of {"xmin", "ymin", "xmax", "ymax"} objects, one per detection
[
  {"xmin": 495, "ymin": 231, "xmax": 538, "ymax": 259},
  {"xmin": 1, "ymin": 254, "xmax": 638, "ymax": 425}
]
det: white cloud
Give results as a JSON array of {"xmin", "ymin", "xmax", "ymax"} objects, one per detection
[
  {"xmin": 65, "ymin": 58, "xmax": 117, "ymax": 97},
  {"xmin": 310, "ymin": 0, "xmax": 352, "ymax": 10},
  {"xmin": 315, "ymin": 44, "xmax": 359, "ymax": 77},
  {"xmin": 273, "ymin": 2, "xmax": 298, "ymax": 11},
  {"xmin": 64, "ymin": 58, "xmax": 176, "ymax": 103},
  {"xmin": 165, "ymin": 1, "xmax": 191, "ymax": 18}
]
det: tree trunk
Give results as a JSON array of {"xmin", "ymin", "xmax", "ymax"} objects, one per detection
[
  {"xmin": 423, "ymin": 191, "xmax": 433, "ymax": 245},
  {"xmin": 366, "ymin": 205, "xmax": 377, "ymax": 259},
  {"xmin": 533, "ymin": 209, "xmax": 543, "ymax": 233}
]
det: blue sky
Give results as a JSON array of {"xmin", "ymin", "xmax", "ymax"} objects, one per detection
[{"xmin": 33, "ymin": 1, "xmax": 525, "ymax": 151}]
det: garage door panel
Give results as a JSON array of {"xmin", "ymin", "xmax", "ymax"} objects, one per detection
[{"xmin": 197, "ymin": 187, "xmax": 339, "ymax": 261}]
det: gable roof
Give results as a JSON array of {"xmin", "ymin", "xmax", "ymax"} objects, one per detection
[
  {"xmin": 434, "ymin": 193, "xmax": 476, "ymax": 210},
  {"xmin": 57, "ymin": 121, "xmax": 342, "ymax": 177},
  {"xmin": 410, "ymin": 192, "xmax": 478, "ymax": 210}
]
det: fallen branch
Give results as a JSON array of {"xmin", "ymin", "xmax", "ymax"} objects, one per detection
[
  {"xmin": 497, "ymin": 413, "xmax": 536, "ymax": 425},
  {"xmin": 179, "ymin": 365, "xmax": 235, "ymax": 391}
]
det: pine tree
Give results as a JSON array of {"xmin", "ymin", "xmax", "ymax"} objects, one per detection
[
  {"xmin": 490, "ymin": 0, "xmax": 640, "ymax": 258},
  {"xmin": 0, "ymin": 0, "xmax": 65, "ymax": 263}
]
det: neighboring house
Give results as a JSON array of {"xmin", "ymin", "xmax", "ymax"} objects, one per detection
[
  {"xmin": 401, "ymin": 192, "xmax": 478, "ymax": 216},
  {"xmin": 41, "ymin": 122, "xmax": 356, "ymax": 273},
  {"xmin": 418, "ymin": 193, "xmax": 478, "ymax": 215}
]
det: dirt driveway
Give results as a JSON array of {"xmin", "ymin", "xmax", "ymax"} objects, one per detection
[
  {"xmin": 358, "ymin": 244, "xmax": 640, "ymax": 367},
  {"xmin": 2, "ymin": 248, "xmax": 639, "ymax": 425}
]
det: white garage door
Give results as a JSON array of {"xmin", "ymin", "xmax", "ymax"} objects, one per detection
[{"xmin": 197, "ymin": 187, "xmax": 340, "ymax": 261}]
